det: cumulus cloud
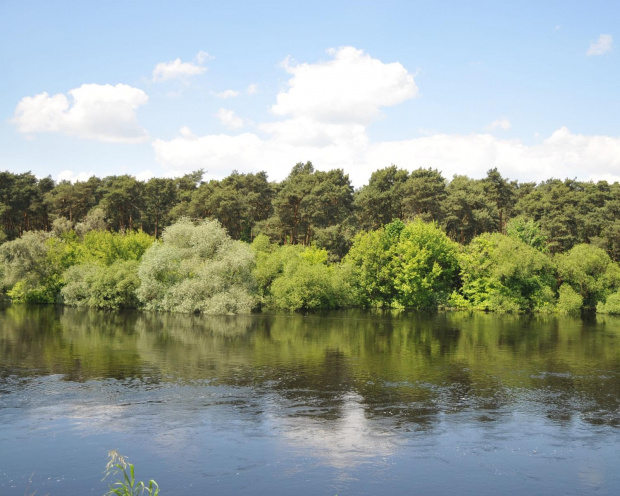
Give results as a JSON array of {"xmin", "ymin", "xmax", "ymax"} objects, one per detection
[
  {"xmin": 57, "ymin": 170, "xmax": 96, "ymax": 183},
  {"xmin": 152, "ymin": 52, "xmax": 210, "ymax": 81},
  {"xmin": 272, "ymin": 46, "xmax": 418, "ymax": 123},
  {"xmin": 587, "ymin": 34, "xmax": 613, "ymax": 56},
  {"xmin": 154, "ymin": 125, "xmax": 620, "ymax": 186},
  {"xmin": 152, "ymin": 47, "xmax": 620, "ymax": 187},
  {"xmin": 487, "ymin": 118, "xmax": 511, "ymax": 131},
  {"xmin": 246, "ymin": 83, "xmax": 258, "ymax": 95},
  {"xmin": 13, "ymin": 84, "xmax": 149, "ymax": 143},
  {"xmin": 214, "ymin": 89, "xmax": 239, "ymax": 99},
  {"xmin": 215, "ymin": 108, "xmax": 244, "ymax": 129}
]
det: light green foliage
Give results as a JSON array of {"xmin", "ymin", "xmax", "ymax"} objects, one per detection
[
  {"xmin": 252, "ymin": 237, "xmax": 302, "ymax": 301},
  {"xmin": 61, "ymin": 260, "xmax": 140, "ymax": 309},
  {"xmin": 556, "ymin": 243, "xmax": 620, "ymax": 310},
  {"xmin": 104, "ymin": 451, "xmax": 159, "ymax": 496},
  {"xmin": 506, "ymin": 217, "xmax": 548, "ymax": 252},
  {"xmin": 557, "ymin": 283, "xmax": 583, "ymax": 315},
  {"xmin": 343, "ymin": 227, "xmax": 394, "ymax": 306},
  {"xmin": 76, "ymin": 230, "xmax": 154, "ymax": 266},
  {"xmin": 596, "ymin": 291, "xmax": 620, "ymax": 315},
  {"xmin": 452, "ymin": 233, "xmax": 556, "ymax": 312},
  {"xmin": 0, "ymin": 231, "xmax": 59, "ymax": 302},
  {"xmin": 253, "ymin": 236, "xmax": 357, "ymax": 310},
  {"xmin": 137, "ymin": 218, "xmax": 256, "ymax": 314},
  {"xmin": 345, "ymin": 219, "xmax": 459, "ymax": 308},
  {"xmin": 51, "ymin": 217, "xmax": 73, "ymax": 236},
  {"xmin": 391, "ymin": 219, "xmax": 460, "ymax": 308}
]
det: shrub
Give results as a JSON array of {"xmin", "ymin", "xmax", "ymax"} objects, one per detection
[
  {"xmin": 344, "ymin": 219, "xmax": 459, "ymax": 308},
  {"xmin": 596, "ymin": 291, "xmax": 620, "ymax": 315},
  {"xmin": 453, "ymin": 233, "xmax": 556, "ymax": 313},
  {"xmin": 61, "ymin": 260, "xmax": 141, "ymax": 309},
  {"xmin": 136, "ymin": 218, "xmax": 256, "ymax": 314},
  {"xmin": 557, "ymin": 283, "xmax": 583, "ymax": 315}
]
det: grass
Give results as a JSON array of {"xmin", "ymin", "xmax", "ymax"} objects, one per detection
[{"xmin": 103, "ymin": 451, "xmax": 160, "ymax": 496}]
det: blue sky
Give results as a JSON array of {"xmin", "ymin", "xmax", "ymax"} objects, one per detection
[{"xmin": 1, "ymin": 0, "xmax": 619, "ymax": 186}]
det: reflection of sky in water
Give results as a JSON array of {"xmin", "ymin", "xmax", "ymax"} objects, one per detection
[{"xmin": 269, "ymin": 392, "xmax": 397, "ymax": 470}]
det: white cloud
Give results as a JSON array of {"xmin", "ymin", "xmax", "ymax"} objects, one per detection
[
  {"xmin": 57, "ymin": 170, "xmax": 96, "ymax": 183},
  {"xmin": 216, "ymin": 108, "xmax": 244, "ymax": 129},
  {"xmin": 153, "ymin": 131, "xmax": 263, "ymax": 178},
  {"xmin": 13, "ymin": 84, "xmax": 149, "ymax": 143},
  {"xmin": 487, "ymin": 118, "xmax": 511, "ymax": 131},
  {"xmin": 154, "ymin": 125, "xmax": 620, "ymax": 187},
  {"xmin": 272, "ymin": 46, "xmax": 418, "ymax": 123},
  {"xmin": 135, "ymin": 169, "xmax": 155, "ymax": 181},
  {"xmin": 151, "ymin": 47, "xmax": 620, "ymax": 187},
  {"xmin": 246, "ymin": 83, "xmax": 258, "ymax": 95},
  {"xmin": 152, "ymin": 52, "xmax": 209, "ymax": 82},
  {"xmin": 587, "ymin": 34, "xmax": 613, "ymax": 56},
  {"xmin": 195, "ymin": 51, "xmax": 214, "ymax": 64},
  {"xmin": 214, "ymin": 89, "xmax": 239, "ymax": 99},
  {"xmin": 368, "ymin": 127, "xmax": 620, "ymax": 185}
]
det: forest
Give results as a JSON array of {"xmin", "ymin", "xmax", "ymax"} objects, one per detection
[{"xmin": 2, "ymin": 162, "xmax": 620, "ymax": 315}]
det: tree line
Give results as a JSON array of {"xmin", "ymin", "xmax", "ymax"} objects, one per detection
[
  {"xmin": 3, "ymin": 163, "xmax": 620, "ymax": 261},
  {"xmin": 3, "ymin": 162, "xmax": 620, "ymax": 316}
]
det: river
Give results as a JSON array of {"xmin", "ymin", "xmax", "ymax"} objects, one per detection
[{"xmin": 1, "ymin": 305, "xmax": 619, "ymax": 495}]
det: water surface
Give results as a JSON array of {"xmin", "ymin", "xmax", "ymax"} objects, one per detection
[{"xmin": 1, "ymin": 306, "xmax": 619, "ymax": 495}]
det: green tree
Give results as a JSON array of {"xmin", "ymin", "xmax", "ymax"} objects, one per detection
[
  {"xmin": 99, "ymin": 175, "xmax": 145, "ymax": 231},
  {"xmin": 452, "ymin": 233, "xmax": 556, "ymax": 312},
  {"xmin": 136, "ymin": 218, "xmax": 256, "ymax": 314},
  {"xmin": 345, "ymin": 219, "xmax": 459, "ymax": 308},
  {"xmin": 506, "ymin": 217, "xmax": 548, "ymax": 252},
  {"xmin": 401, "ymin": 168, "xmax": 447, "ymax": 222},
  {"xmin": 556, "ymin": 243, "xmax": 620, "ymax": 310},
  {"xmin": 354, "ymin": 165, "xmax": 409, "ymax": 230},
  {"xmin": 442, "ymin": 175, "xmax": 498, "ymax": 243}
]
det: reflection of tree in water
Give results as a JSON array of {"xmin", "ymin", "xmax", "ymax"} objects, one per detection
[{"xmin": 2, "ymin": 306, "xmax": 620, "ymax": 427}]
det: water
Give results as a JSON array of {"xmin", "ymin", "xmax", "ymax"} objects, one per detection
[{"xmin": 1, "ymin": 306, "xmax": 620, "ymax": 495}]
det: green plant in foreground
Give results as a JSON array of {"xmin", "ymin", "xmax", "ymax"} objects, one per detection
[{"xmin": 104, "ymin": 451, "xmax": 159, "ymax": 496}]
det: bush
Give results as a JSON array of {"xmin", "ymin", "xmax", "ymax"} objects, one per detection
[
  {"xmin": 557, "ymin": 283, "xmax": 583, "ymax": 315},
  {"xmin": 136, "ymin": 218, "xmax": 256, "ymax": 314},
  {"xmin": 253, "ymin": 238, "xmax": 357, "ymax": 311},
  {"xmin": 596, "ymin": 291, "xmax": 620, "ymax": 315},
  {"xmin": 344, "ymin": 219, "xmax": 459, "ymax": 308},
  {"xmin": 556, "ymin": 243, "xmax": 620, "ymax": 310},
  {"xmin": 452, "ymin": 233, "xmax": 556, "ymax": 313},
  {"xmin": 61, "ymin": 260, "xmax": 141, "ymax": 309}
]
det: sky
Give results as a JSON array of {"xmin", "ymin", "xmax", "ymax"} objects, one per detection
[{"xmin": 1, "ymin": 0, "xmax": 619, "ymax": 187}]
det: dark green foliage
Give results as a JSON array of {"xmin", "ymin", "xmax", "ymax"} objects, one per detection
[
  {"xmin": 264, "ymin": 162, "xmax": 354, "ymax": 246},
  {"xmin": 442, "ymin": 175, "xmax": 498, "ymax": 243},
  {"xmin": 4, "ymin": 164, "xmax": 620, "ymax": 316},
  {"xmin": 177, "ymin": 170, "xmax": 273, "ymax": 241},
  {"xmin": 354, "ymin": 165, "xmax": 409, "ymax": 230},
  {"xmin": 0, "ymin": 171, "xmax": 52, "ymax": 239},
  {"xmin": 401, "ymin": 168, "xmax": 447, "ymax": 222}
]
